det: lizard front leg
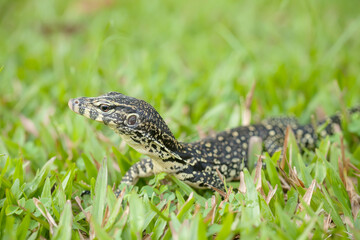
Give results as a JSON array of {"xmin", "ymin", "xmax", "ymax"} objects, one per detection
[
  {"xmin": 121, "ymin": 158, "xmax": 155, "ymax": 184},
  {"xmin": 115, "ymin": 158, "xmax": 154, "ymax": 196}
]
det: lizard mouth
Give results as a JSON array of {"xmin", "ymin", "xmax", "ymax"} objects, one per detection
[
  {"xmin": 68, "ymin": 98, "xmax": 82, "ymax": 115},
  {"xmin": 68, "ymin": 97, "xmax": 112, "ymax": 124}
]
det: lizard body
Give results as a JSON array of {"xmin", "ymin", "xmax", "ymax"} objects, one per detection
[{"xmin": 68, "ymin": 92, "xmax": 358, "ymax": 194}]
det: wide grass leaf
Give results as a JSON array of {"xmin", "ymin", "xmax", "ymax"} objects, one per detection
[
  {"xmin": 13, "ymin": 158, "xmax": 23, "ymax": 185},
  {"xmin": 129, "ymin": 192, "xmax": 145, "ymax": 238},
  {"xmin": 82, "ymin": 154, "xmax": 98, "ymax": 180},
  {"xmin": 92, "ymin": 157, "xmax": 108, "ymax": 226},
  {"xmin": 16, "ymin": 213, "xmax": 31, "ymax": 240},
  {"xmin": 53, "ymin": 200, "xmax": 72, "ymax": 240},
  {"xmin": 216, "ymin": 213, "xmax": 234, "ymax": 240},
  {"xmin": 242, "ymin": 169, "xmax": 260, "ymax": 226}
]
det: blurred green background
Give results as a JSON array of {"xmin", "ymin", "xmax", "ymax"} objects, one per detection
[
  {"xmin": 1, "ymin": 0, "xmax": 360, "ymax": 179},
  {"xmin": 1, "ymin": 0, "xmax": 360, "ymax": 238}
]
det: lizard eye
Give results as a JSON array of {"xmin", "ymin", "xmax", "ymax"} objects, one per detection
[
  {"xmin": 99, "ymin": 104, "xmax": 110, "ymax": 112},
  {"xmin": 126, "ymin": 114, "xmax": 138, "ymax": 126}
]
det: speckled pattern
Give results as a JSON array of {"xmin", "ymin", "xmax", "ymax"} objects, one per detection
[{"xmin": 68, "ymin": 92, "xmax": 358, "ymax": 195}]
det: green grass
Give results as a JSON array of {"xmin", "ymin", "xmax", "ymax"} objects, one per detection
[{"xmin": 1, "ymin": 0, "xmax": 360, "ymax": 239}]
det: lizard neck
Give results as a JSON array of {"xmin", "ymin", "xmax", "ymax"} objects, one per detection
[{"xmin": 112, "ymin": 124, "xmax": 189, "ymax": 162}]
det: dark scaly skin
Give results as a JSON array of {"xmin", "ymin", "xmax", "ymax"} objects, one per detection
[{"xmin": 68, "ymin": 92, "xmax": 359, "ymax": 195}]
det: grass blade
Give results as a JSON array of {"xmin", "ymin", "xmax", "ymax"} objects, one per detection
[{"xmin": 53, "ymin": 200, "xmax": 73, "ymax": 240}]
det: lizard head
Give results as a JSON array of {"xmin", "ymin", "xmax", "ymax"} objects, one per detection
[{"xmin": 68, "ymin": 92, "xmax": 186, "ymax": 160}]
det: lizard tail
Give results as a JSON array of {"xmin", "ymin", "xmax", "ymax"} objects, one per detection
[
  {"xmin": 350, "ymin": 106, "xmax": 360, "ymax": 115},
  {"xmin": 318, "ymin": 106, "xmax": 359, "ymax": 137}
]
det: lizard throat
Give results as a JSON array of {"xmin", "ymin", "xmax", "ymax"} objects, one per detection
[{"xmin": 115, "ymin": 129, "xmax": 182, "ymax": 161}]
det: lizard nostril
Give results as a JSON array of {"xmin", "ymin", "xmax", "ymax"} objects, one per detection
[{"xmin": 74, "ymin": 100, "xmax": 79, "ymax": 104}]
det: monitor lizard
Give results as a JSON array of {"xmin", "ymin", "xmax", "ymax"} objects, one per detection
[{"xmin": 68, "ymin": 92, "xmax": 359, "ymax": 195}]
